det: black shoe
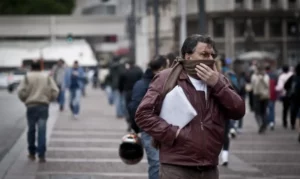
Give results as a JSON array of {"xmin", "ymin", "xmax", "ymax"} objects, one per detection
[
  {"xmin": 222, "ymin": 162, "xmax": 228, "ymax": 167},
  {"xmin": 39, "ymin": 157, "xmax": 46, "ymax": 163},
  {"xmin": 28, "ymin": 154, "xmax": 36, "ymax": 161},
  {"xmin": 298, "ymin": 133, "xmax": 300, "ymax": 143},
  {"xmin": 59, "ymin": 106, "xmax": 64, "ymax": 112},
  {"xmin": 283, "ymin": 124, "xmax": 287, "ymax": 129},
  {"xmin": 258, "ymin": 124, "xmax": 267, "ymax": 134},
  {"xmin": 291, "ymin": 126, "xmax": 296, "ymax": 130}
]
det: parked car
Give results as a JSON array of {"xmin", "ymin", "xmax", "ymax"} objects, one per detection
[
  {"xmin": 0, "ymin": 72, "xmax": 9, "ymax": 89},
  {"xmin": 7, "ymin": 69, "xmax": 27, "ymax": 93}
]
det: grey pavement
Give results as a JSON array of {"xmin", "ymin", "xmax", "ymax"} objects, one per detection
[
  {"xmin": 1, "ymin": 88, "xmax": 300, "ymax": 179},
  {"xmin": 0, "ymin": 91, "xmax": 26, "ymax": 161}
]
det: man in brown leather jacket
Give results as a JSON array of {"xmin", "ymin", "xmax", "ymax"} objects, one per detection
[{"xmin": 135, "ymin": 35, "xmax": 245, "ymax": 179}]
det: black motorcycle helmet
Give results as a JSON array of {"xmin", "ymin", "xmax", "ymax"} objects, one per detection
[{"xmin": 119, "ymin": 133, "xmax": 144, "ymax": 165}]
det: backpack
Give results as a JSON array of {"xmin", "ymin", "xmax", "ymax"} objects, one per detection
[{"xmin": 256, "ymin": 76, "xmax": 270, "ymax": 100}]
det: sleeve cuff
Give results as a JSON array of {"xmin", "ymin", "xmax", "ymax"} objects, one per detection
[{"xmin": 211, "ymin": 76, "xmax": 226, "ymax": 94}]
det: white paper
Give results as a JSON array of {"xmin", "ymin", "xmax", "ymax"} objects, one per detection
[{"xmin": 159, "ymin": 86, "xmax": 197, "ymax": 128}]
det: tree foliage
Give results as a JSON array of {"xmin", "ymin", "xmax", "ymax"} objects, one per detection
[{"xmin": 0, "ymin": 0, "xmax": 75, "ymax": 15}]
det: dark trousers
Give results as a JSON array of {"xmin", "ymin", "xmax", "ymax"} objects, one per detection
[
  {"xmin": 248, "ymin": 91, "xmax": 254, "ymax": 112},
  {"xmin": 26, "ymin": 105, "xmax": 49, "ymax": 158},
  {"xmin": 290, "ymin": 102, "xmax": 300, "ymax": 129},
  {"xmin": 160, "ymin": 164, "xmax": 218, "ymax": 179},
  {"xmin": 254, "ymin": 95, "xmax": 269, "ymax": 129},
  {"xmin": 282, "ymin": 97, "xmax": 290, "ymax": 128},
  {"xmin": 223, "ymin": 119, "xmax": 230, "ymax": 151}
]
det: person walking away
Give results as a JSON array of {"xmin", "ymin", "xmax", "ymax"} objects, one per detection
[
  {"xmin": 266, "ymin": 66, "xmax": 278, "ymax": 130},
  {"xmin": 135, "ymin": 35, "xmax": 245, "ymax": 179},
  {"xmin": 65, "ymin": 61, "xmax": 85, "ymax": 119},
  {"xmin": 52, "ymin": 59, "xmax": 67, "ymax": 111},
  {"xmin": 276, "ymin": 65, "xmax": 293, "ymax": 129},
  {"xmin": 81, "ymin": 67, "xmax": 88, "ymax": 97},
  {"xmin": 109, "ymin": 57, "xmax": 126, "ymax": 118},
  {"xmin": 284, "ymin": 63, "xmax": 300, "ymax": 132},
  {"xmin": 251, "ymin": 66, "xmax": 270, "ymax": 134},
  {"xmin": 118, "ymin": 60, "xmax": 143, "ymax": 132},
  {"xmin": 128, "ymin": 56, "xmax": 168, "ymax": 179},
  {"xmin": 18, "ymin": 60, "xmax": 59, "ymax": 163}
]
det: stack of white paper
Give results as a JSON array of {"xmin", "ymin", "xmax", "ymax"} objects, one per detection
[{"xmin": 159, "ymin": 86, "xmax": 197, "ymax": 128}]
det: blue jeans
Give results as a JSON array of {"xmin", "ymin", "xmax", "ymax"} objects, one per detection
[
  {"xmin": 113, "ymin": 90, "xmax": 126, "ymax": 118},
  {"xmin": 26, "ymin": 105, "xmax": 48, "ymax": 158},
  {"xmin": 57, "ymin": 88, "xmax": 65, "ymax": 108},
  {"xmin": 105, "ymin": 86, "xmax": 114, "ymax": 105},
  {"xmin": 268, "ymin": 101, "xmax": 276, "ymax": 124},
  {"xmin": 69, "ymin": 88, "xmax": 81, "ymax": 115},
  {"xmin": 141, "ymin": 132, "xmax": 159, "ymax": 179}
]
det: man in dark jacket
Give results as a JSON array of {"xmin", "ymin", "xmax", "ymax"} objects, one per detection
[
  {"xmin": 135, "ymin": 35, "xmax": 245, "ymax": 179},
  {"xmin": 128, "ymin": 56, "xmax": 168, "ymax": 179},
  {"xmin": 109, "ymin": 57, "xmax": 126, "ymax": 118},
  {"xmin": 118, "ymin": 60, "xmax": 143, "ymax": 131},
  {"xmin": 285, "ymin": 63, "xmax": 300, "ymax": 136}
]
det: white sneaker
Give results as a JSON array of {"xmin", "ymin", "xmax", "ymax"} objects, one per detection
[
  {"xmin": 221, "ymin": 150, "xmax": 229, "ymax": 166},
  {"xmin": 269, "ymin": 122, "xmax": 275, "ymax": 130},
  {"xmin": 230, "ymin": 128, "xmax": 237, "ymax": 139},
  {"xmin": 73, "ymin": 115, "xmax": 79, "ymax": 120}
]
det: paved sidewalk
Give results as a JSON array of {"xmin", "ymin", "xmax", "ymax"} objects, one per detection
[{"xmin": 1, "ymin": 88, "xmax": 300, "ymax": 179}]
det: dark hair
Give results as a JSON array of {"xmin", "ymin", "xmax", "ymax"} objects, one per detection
[
  {"xmin": 295, "ymin": 63, "xmax": 300, "ymax": 76},
  {"xmin": 166, "ymin": 53, "xmax": 176, "ymax": 66},
  {"xmin": 59, "ymin": 59, "xmax": 65, "ymax": 63},
  {"xmin": 31, "ymin": 60, "xmax": 41, "ymax": 71},
  {"xmin": 265, "ymin": 66, "xmax": 271, "ymax": 71},
  {"xmin": 282, "ymin": 65, "xmax": 289, "ymax": 73},
  {"xmin": 181, "ymin": 34, "xmax": 217, "ymax": 58},
  {"xmin": 148, "ymin": 55, "xmax": 167, "ymax": 71},
  {"xmin": 74, "ymin": 61, "xmax": 78, "ymax": 65}
]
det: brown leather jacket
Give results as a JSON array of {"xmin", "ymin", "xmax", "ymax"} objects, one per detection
[{"xmin": 135, "ymin": 68, "xmax": 245, "ymax": 166}]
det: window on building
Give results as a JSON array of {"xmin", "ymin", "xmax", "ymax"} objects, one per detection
[
  {"xmin": 252, "ymin": 19, "xmax": 265, "ymax": 37},
  {"xmin": 269, "ymin": 19, "xmax": 282, "ymax": 37},
  {"xmin": 287, "ymin": 20, "xmax": 299, "ymax": 36},
  {"xmin": 253, "ymin": 0, "xmax": 262, "ymax": 9},
  {"xmin": 106, "ymin": 5, "xmax": 116, "ymax": 15},
  {"xmin": 104, "ymin": 35, "xmax": 118, "ymax": 43},
  {"xmin": 270, "ymin": 0, "xmax": 279, "ymax": 9},
  {"xmin": 235, "ymin": 0, "xmax": 244, "ymax": 9},
  {"xmin": 234, "ymin": 19, "xmax": 246, "ymax": 37},
  {"xmin": 213, "ymin": 18, "xmax": 225, "ymax": 37},
  {"xmin": 288, "ymin": 0, "xmax": 297, "ymax": 9}
]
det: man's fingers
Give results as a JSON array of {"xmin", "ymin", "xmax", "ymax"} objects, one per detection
[
  {"xmin": 195, "ymin": 68, "xmax": 209, "ymax": 79},
  {"xmin": 196, "ymin": 65, "xmax": 209, "ymax": 74},
  {"xmin": 200, "ymin": 63, "xmax": 213, "ymax": 72}
]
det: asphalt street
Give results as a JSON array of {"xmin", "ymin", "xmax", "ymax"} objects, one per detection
[{"xmin": 0, "ymin": 90, "xmax": 26, "ymax": 161}]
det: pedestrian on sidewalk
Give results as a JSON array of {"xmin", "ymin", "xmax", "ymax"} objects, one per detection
[
  {"xmin": 118, "ymin": 59, "xmax": 143, "ymax": 132},
  {"xmin": 276, "ymin": 65, "xmax": 293, "ymax": 129},
  {"xmin": 251, "ymin": 65, "xmax": 270, "ymax": 134},
  {"xmin": 109, "ymin": 56, "xmax": 126, "ymax": 118},
  {"xmin": 17, "ymin": 60, "xmax": 59, "ymax": 163},
  {"xmin": 266, "ymin": 66, "xmax": 278, "ymax": 130},
  {"xmin": 51, "ymin": 59, "xmax": 67, "ymax": 111},
  {"xmin": 65, "ymin": 61, "xmax": 85, "ymax": 119},
  {"xmin": 128, "ymin": 55, "xmax": 168, "ymax": 179},
  {"xmin": 135, "ymin": 35, "xmax": 245, "ymax": 179},
  {"xmin": 284, "ymin": 63, "xmax": 300, "ymax": 132}
]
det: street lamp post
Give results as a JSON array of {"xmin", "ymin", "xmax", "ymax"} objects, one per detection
[{"xmin": 197, "ymin": 0, "xmax": 207, "ymax": 34}]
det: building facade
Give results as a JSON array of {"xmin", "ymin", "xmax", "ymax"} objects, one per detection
[{"xmin": 174, "ymin": 0, "xmax": 300, "ymax": 66}]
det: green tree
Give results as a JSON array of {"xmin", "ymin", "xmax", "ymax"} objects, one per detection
[{"xmin": 0, "ymin": 0, "xmax": 75, "ymax": 15}]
